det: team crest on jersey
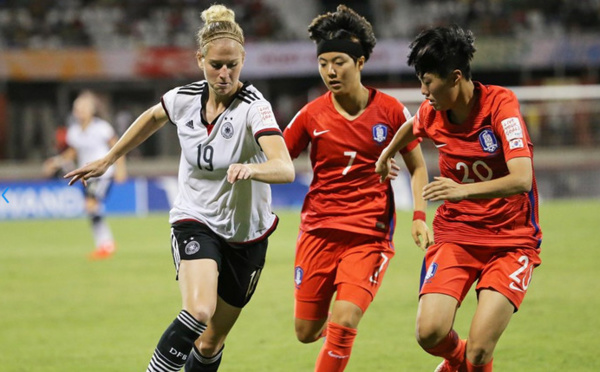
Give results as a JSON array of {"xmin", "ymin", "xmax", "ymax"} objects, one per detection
[
  {"xmin": 424, "ymin": 262, "xmax": 438, "ymax": 282},
  {"xmin": 184, "ymin": 240, "xmax": 200, "ymax": 255},
  {"xmin": 294, "ymin": 266, "xmax": 304, "ymax": 288},
  {"xmin": 221, "ymin": 122, "xmax": 234, "ymax": 139},
  {"xmin": 372, "ymin": 124, "xmax": 388, "ymax": 144},
  {"xmin": 478, "ymin": 129, "xmax": 499, "ymax": 153}
]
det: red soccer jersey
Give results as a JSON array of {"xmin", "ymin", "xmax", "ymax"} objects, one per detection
[
  {"xmin": 413, "ymin": 82, "xmax": 542, "ymax": 249},
  {"xmin": 284, "ymin": 88, "xmax": 420, "ymax": 240}
]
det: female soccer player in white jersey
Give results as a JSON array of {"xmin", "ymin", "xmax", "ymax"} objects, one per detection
[
  {"xmin": 283, "ymin": 5, "xmax": 432, "ymax": 371},
  {"xmin": 65, "ymin": 4, "xmax": 294, "ymax": 372},
  {"xmin": 44, "ymin": 90, "xmax": 126, "ymax": 260}
]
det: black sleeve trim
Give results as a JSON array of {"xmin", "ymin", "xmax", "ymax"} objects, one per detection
[{"xmin": 160, "ymin": 97, "xmax": 176, "ymax": 126}]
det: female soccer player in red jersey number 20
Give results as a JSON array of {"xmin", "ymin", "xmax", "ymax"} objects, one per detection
[
  {"xmin": 65, "ymin": 4, "xmax": 294, "ymax": 372},
  {"xmin": 283, "ymin": 5, "xmax": 432, "ymax": 372},
  {"xmin": 376, "ymin": 25, "xmax": 542, "ymax": 372}
]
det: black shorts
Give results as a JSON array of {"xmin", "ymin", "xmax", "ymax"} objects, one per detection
[{"xmin": 170, "ymin": 220, "xmax": 268, "ymax": 308}]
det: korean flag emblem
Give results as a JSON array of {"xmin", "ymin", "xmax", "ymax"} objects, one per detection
[
  {"xmin": 478, "ymin": 129, "xmax": 499, "ymax": 153},
  {"xmin": 372, "ymin": 124, "xmax": 388, "ymax": 144},
  {"xmin": 294, "ymin": 266, "xmax": 304, "ymax": 288}
]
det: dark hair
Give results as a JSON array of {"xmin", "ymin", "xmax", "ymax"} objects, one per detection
[
  {"xmin": 308, "ymin": 4, "xmax": 376, "ymax": 61},
  {"xmin": 407, "ymin": 24, "xmax": 476, "ymax": 80}
]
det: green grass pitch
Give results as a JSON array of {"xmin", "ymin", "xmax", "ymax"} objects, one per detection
[{"xmin": 0, "ymin": 199, "xmax": 598, "ymax": 371}]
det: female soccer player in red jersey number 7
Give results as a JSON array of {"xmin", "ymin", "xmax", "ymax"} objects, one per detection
[
  {"xmin": 376, "ymin": 25, "xmax": 543, "ymax": 372},
  {"xmin": 283, "ymin": 5, "xmax": 432, "ymax": 371},
  {"xmin": 65, "ymin": 4, "xmax": 294, "ymax": 372}
]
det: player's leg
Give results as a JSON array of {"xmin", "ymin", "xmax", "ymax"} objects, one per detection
[
  {"xmin": 465, "ymin": 247, "xmax": 542, "ymax": 371},
  {"xmin": 85, "ymin": 179, "xmax": 115, "ymax": 259},
  {"xmin": 314, "ymin": 233, "xmax": 394, "ymax": 372},
  {"xmin": 462, "ymin": 289, "xmax": 514, "ymax": 371},
  {"xmin": 147, "ymin": 259, "xmax": 218, "ymax": 372},
  {"xmin": 417, "ymin": 293, "xmax": 465, "ymax": 372},
  {"xmin": 185, "ymin": 296, "xmax": 241, "ymax": 371},
  {"xmin": 417, "ymin": 243, "xmax": 481, "ymax": 371},
  {"xmin": 146, "ymin": 222, "xmax": 221, "ymax": 372},
  {"xmin": 294, "ymin": 230, "xmax": 337, "ymax": 343},
  {"xmin": 313, "ymin": 295, "xmax": 363, "ymax": 372},
  {"xmin": 185, "ymin": 236, "xmax": 269, "ymax": 371}
]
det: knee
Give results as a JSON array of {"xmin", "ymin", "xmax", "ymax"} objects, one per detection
[
  {"xmin": 466, "ymin": 341, "xmax": 494, "ymax": 365},
  {"xmin": 198, "ymin": 340, "xmax": 223, "ymax": 359},
  {"xmin": 330, "ymin": 315, "xmax": 356, "ymax": 329},
  {"xmin": 185, "ymin": 304, "xmax": 215, "ymax": 325},
  {"xmin": 295, "ymin": 326, "xmax": 321, "ymax": 344},
  {"xmin": 295, "ymin": 320, "xmax": 326, "ymax": 344},
  {"xmin": 415, "ymin": 321, "xmax": 449, "ymax": 349}
]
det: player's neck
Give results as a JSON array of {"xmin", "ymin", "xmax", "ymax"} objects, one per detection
[
  {"xmin": 331, "ymin": 85, "xmax": 369, "ymax": 118},
  {"xmin": 447, "ymin": 80, "xmax": 476, "ymax": 124},
  {"xmin": 205, "ymin": 82, "xmax": 242, "ymax": 122},
  {"xmin": 79, "ymin": 117, "xmax": 92, "ymax": 128}
]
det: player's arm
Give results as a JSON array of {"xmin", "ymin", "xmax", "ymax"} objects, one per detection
[
  {"xmin": 65, "ymin": 103, "xmax": 169, "ymax": 185},
  {"xmin": 376, "ymin": 117, "xmax": 417, "ymax": 182},
  {"xmin": 401, "ymin": 144, "xmax": 434, "ymax": 250},
  {"xmin": 43, "ymin": 147, "xmax": 77, "ymax": 177},
  {"xmin": 109, "ymin": 136, "xmax": 127, "ymax": 183},
  {"xmin": 227, "ymin": 134, "xmax": 295, "ymax": 184},
  {"xmin": 423, "ymin": 156, "xmax": 533, "ymax": 202}
]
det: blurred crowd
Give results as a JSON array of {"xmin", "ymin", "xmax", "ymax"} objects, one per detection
[
  {"xmin": 1, "ymin": 0, "xmax": 599, "ymax": 49},
  {"xmin": 0, "ymin": 0, "xmax": 290, "ymax": 49},
  {"xmin": 372, "ymin": 0, "xmax": 600, "ymax": 40},
  {"xmin": 1, "ymin": 0, "xmax": 599, "ymax": 162}
]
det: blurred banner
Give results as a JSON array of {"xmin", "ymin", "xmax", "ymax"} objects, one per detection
[
  {"xmin": 0, "ymin": 177, "xmax": 308, "ymax": 220},
  {"xmin": 0, "ymin": 173, "xmax": 417, "ymax": 220},
  {"xmin": 1, "ymin": 37, "xmax": 599, "ymax": 80}
]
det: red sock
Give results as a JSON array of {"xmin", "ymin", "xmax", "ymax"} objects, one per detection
[
  {"xmin": 424, "ymin": 329, "xmax": 466, "ymax": 366},
  {"xmin": 466, "ymin": 358, "xmax": 493, "ymax": 372},
  {"xmin": 315, "ymin": 322, "xmax": 357, "ymax": 372}
]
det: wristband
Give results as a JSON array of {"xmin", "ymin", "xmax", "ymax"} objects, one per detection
[{"xmin": 413, "ymin": 211, "xmax": 426, "ymax": 222}]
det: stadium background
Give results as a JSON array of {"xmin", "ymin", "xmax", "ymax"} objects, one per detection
[
  {"xmin": 0, "ymin": 0, "xmax": 599, "ymax": 220},
  {"xmin": 0, "ymin": 2, "xmax": 599, "ymax": 372}
]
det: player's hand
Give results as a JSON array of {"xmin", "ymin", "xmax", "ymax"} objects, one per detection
[
  {"xmin": 423, "ymin": 176, "xmax": 467, "ymax": 202},
  {"xmin": 386, "ymin": 158, "xmax": 401, "ymax": 180},
  {"xmin": 411, "ymin": 220, "xmax": 433, "ymax": 251},
  {"xmin": 64, "ymin": 158, "xmax": 110, "ymax": 186},
  {"xmin": 42, "ymin": 156, "xmax": 61, "ymax": 178},
  {"xmin": 375, "ymin": 152, "xmax": 393, "ymax": 183},
  {"xmin": 227, "ymin": 163, "xmax": 253, "ymax": 184}
]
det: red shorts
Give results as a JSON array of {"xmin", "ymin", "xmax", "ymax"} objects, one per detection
[
  {"xmin": 294, "ymin": 228, "xmax": 395, "ymax": 320},
  {"xmin": 420, "ymin": 242, "xmax": 542, "ymax": 310}
]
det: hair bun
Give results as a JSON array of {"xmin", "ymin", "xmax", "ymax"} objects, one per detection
[{"xmin": 201, "ymin": 4, "xmax": 235, "ymax": 24}]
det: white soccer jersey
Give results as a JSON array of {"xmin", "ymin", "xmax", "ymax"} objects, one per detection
[
  {"xmin": 161, "ymin": 81, "xmax": 282, "ymax": 243},
  {"xmin": 66, "ymin": 117, "xmax": 115, "ymax": 179}
]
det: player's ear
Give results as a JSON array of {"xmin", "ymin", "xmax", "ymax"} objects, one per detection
[
  {"xmin": 451, "ymin": 69, "xmax": 463, "ymax": 85},
  {"xmin": 196, "ymin": 51, "xmax": 204, "ymax": 70},
  {"xmin": 356, "ymin": 56, "xmax": 366, "ymax": 71}
]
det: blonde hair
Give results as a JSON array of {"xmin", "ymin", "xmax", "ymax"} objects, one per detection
[{"xmin": 197, "ymin": 4, "xmax": 244, "ymax": 54}]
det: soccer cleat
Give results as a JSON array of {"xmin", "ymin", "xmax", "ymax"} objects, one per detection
[
  {"xmin": 88, "ymin": 242, "xmax": 116, "ymax": 260},
  {"xmin": 434, "ymin": 359, "xmax": 459, "ymax": 372}
]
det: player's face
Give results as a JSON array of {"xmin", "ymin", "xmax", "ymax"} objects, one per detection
[
  {"xmin": 199, "ymin": 39, "xmax": 245, "ymax": 98},
  {"xmin": 419, "ymin": 72, "xmax": 459, "ymax": 111},
  {"xmin": 72, "ymin": 95, "xmax": 95, "ymax": 123},
  {"xmin": 318, "ymin": 52, "xmax": 364, "ymax": 95}
]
